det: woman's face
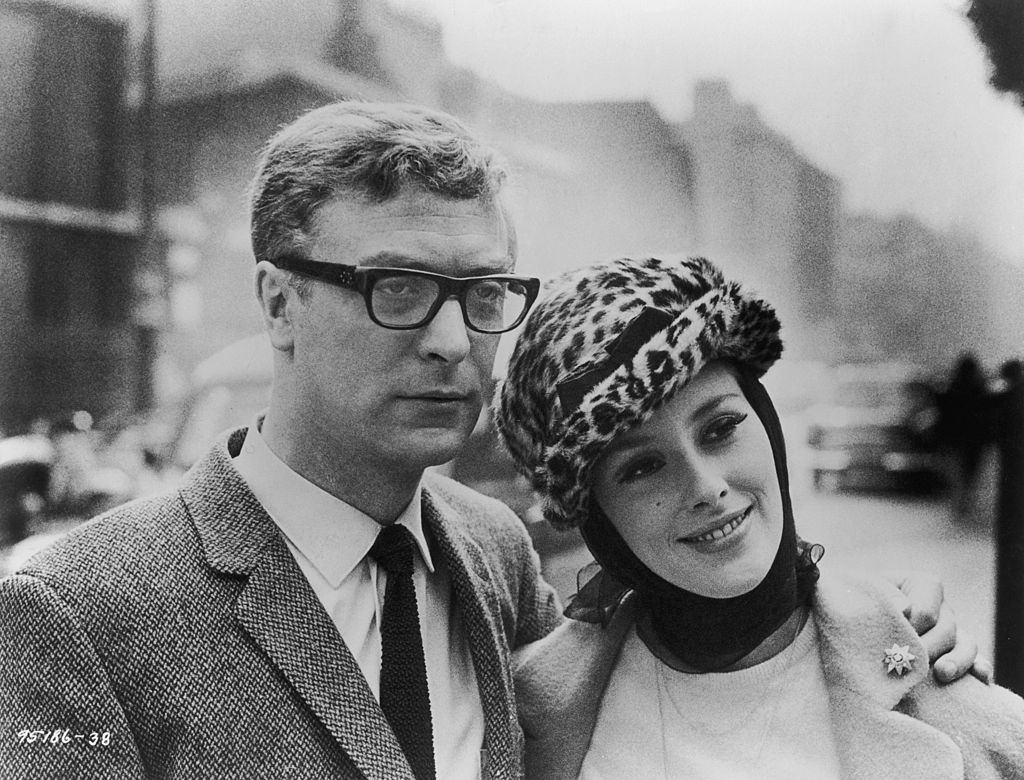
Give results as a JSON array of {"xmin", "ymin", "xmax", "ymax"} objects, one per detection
[{"xmin": 591, "ymin": 362, "xmax": 784, "ymax": 598}]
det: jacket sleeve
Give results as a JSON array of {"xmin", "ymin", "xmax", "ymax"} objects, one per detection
[
  {"xmin": 900, "ymin": 672, "xmax": 1024, "ymax": 777},
  {"xmin": 511, "ymin": 523, "xmax": 563, "ymax": 650},
  {"xmin": 0, "ymin": 574, "xmax": 146, "ymax": 779}
]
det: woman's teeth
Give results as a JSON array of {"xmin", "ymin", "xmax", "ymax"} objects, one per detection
[{"xmin": 685, "ymin": 508, "xmax": 750, "ymax": 543}]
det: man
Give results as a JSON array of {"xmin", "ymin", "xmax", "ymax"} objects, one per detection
[
  {"xmin": 0, "ymin": 102, "xmax": 559, "ymax": 779},
  {"xmin": 0, "ymin": 102, "xmax": 984, "ymax": 778}
]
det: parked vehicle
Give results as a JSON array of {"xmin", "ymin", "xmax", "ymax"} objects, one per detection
[
  {"xmin": 0, "ymin": 412, "xmax": 135, "ymax": 547},
  {"xmin": 0, "ymin": 529, "xmax": 69, "ymax": 578},
  {"xmin": 161, "ymin": 333, "xmax": 274, "ymax": 473},
  {"xmin": 0, "ymin": 412, "xmax": 136, "ymax": 576},
  {"xmin": 806, "ymin": 362, "xmax": 946, "ymax": 493},
  {"xmin": 0, "ymin": 432, "xmax": 53, "ymax": 546}
]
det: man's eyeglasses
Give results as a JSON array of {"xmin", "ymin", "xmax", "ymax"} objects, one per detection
[{"xmin": 270, "ymin": 256, "xmax": 541, "ymax": 334}]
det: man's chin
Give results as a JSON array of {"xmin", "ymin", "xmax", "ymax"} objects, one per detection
[{"xmin": 395, "ymin": 428, "xmax": 471, "ymax": 470}]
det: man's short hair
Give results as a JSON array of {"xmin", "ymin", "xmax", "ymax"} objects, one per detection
[{"xmin": 249, "ymin": 101, "xmax": 516, "ymax": 266}]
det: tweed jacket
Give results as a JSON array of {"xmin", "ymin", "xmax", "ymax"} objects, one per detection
[
  {"xmin": 0, "ymin": 427, "xmax": 561, "ymax": 779},
  {"xmin": 513, "ymin": 572, "xmax": 1024, "ymax": 779}
]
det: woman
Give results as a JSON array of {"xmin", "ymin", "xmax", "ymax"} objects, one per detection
[{"xmin": 496, "ymin": 256, "xmax": 1024, "ymax": 779}]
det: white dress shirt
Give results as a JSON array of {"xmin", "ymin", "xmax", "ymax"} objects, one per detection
[{"xmin": 232, "ymin": 420, "xmax": 485, "ymax": 778}]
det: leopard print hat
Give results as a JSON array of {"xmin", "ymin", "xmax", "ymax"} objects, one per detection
[{"xmin": 494, "ymin": 255, "xmax": 783, "ymax": 530}]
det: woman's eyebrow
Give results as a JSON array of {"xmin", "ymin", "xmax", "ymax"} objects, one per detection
[
  {"xmin": 601, "ymin": 431, "xmax": 655, "ymax": 460},
  {"xmin": 601, "ymin": 392, "xmax": 743, "ymax": 460},
  {"xmin": 689, "ymin": 392, "xmax": 742, "ymax": 423}
]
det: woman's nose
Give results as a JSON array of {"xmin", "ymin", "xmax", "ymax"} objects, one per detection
[{"xmin": 683, "ymin": 459, "xmax": 730, "ymax": 511}]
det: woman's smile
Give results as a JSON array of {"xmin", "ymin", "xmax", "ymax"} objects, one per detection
[{"xmin": 680, "ymin": 505, "xmax": 753, "ymax": 546}]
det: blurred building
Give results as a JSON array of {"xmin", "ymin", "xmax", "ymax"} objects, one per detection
[
  {"xmin": 469, "ymin": 95, "xmax": 698, "ymax": 282},
  {"xmin": 4, "ymin": 0, "xmax": 1015, "ymax": 440},
  {"xmin": 155, "ymin": 59, "xmax": 395, "ymax": 372},
  {"xmin": 0, "ymin": 0, "xmax": 153, "ymax": 432},
  {"xmin": 151, "ymin": 0, "xmax": 702, "ymax": 381},
  {"xmin": 152, "ymin": 1, "xmax": 854, "ymax": 386},
  {"xmin": 2, "ymin": 0, "xmax": 855, "ymax": 432},
  {"xmin": 677, "ymin": 80, "xmax": 841, "ymax": 359},
  {"xmin": 152, "ymin": 0, "xmax": 448, "ymax": 374},
  {"xmin": 836, "ymin": 211, "xmax": 1023, "ymax": 368}
]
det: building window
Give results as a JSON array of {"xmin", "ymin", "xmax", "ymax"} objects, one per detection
[
  {"xmin": 0, "ymin": 3, "xmax": 129, "ymax": 210},
  {"xmin": 28, "ymin": 225, "xmax": 133, "ymax": 325}
]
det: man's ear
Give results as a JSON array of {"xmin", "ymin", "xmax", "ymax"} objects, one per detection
[{"xmin": 255, "ymin": 261, "xmax": 298, "ymax": 351}]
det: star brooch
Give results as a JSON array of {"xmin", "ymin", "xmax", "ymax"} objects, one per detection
[{"xmin": 883, "ymin": 643, "xmax": 916, "ymax": 676}]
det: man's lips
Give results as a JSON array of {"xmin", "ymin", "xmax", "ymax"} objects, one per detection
[
  {"xmin": 680, "ymin": 506, "xmax": 753, "ymax": 544},
  {"xmin": 400, "ymin": 391, "xmax": 473, "ymax": 402}
]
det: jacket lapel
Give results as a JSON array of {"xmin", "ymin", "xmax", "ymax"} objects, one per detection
[
  {"xmin": 422, "ymin": 487, "xmax": 520, "ymax": 780},
  {"xmin": 813, "ymin": 575, "xmax": 964, "ymax": 779},
  {"xmin": 180, "ymin": 431, "xmax": 413, "ymax": 779}
]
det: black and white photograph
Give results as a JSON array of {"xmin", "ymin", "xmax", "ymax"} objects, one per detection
[{"xmin": 2, "ymin": 0, "xmax": 1023, "ymax": 776}]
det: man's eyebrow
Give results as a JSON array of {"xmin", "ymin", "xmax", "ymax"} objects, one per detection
[{"xmin": 359, "ymin": 251, "xmax": 513, "ymax": 275}]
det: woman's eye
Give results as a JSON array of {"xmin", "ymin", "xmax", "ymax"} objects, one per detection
[
  {"xmin": 618, "ymin": 456, "xmax": 664, "ymax": 484},
  {"xmin": 704, "ymin": 412, "xmax": 748, "ymax": 444}
]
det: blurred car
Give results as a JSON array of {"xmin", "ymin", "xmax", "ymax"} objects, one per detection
[
  {"xmin": 806, "ymin": 362, "xmax": 946, "ymax": 493},
  {"xmin": 0, "ymin": 528, "xmax": 72, "ymax": 579},
  {"xmin": 0, "ymin": 432, "xmax": 53, "ymax": 546},
  {"xmin": 160, "ymin": 333, "xmax": 275, "ymax": 474},
  {"xmin": 0, "ymin": 411, "xmax": 136, "ymax": 560}
]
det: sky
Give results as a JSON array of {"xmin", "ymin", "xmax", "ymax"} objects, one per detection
[{"xmin": 393, "ymin": 0, "xmax": 1024, "ymax": 264}]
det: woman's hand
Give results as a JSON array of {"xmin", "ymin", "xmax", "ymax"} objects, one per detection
[{"xmin": 889, "ymin": 570, "xmax": 993, "ymax": 684}]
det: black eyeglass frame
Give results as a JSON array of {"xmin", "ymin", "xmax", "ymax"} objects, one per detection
[{"xmin": 270, "ymin": 255, "xmax": 541, "ymax": 334}]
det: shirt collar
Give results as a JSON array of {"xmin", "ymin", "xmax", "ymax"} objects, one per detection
[{"xmin": 231, "ymin": 418, "xmax": 433, "ymax": 587}]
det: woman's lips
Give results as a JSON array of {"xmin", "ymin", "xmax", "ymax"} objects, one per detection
[{"xmin": 681, "ymin": 506, "xmax": 752, "ymax": 544}]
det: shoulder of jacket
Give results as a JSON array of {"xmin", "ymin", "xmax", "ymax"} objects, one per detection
[
  {"xmin": 16, "ymin": 488, "xmax": 194, "ymax": 591},
  {"xmin": 423, "ymin": 472, "xmax": 526, "ymax": 535}
]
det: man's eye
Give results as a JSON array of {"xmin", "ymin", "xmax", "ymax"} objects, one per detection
[
  {"xmin": 377, "ymin": 279, "xmax": 415, "ymax": 296},
  {"xmin": 704, "ymin": 412, "xmax": 748, "ymax": 444},
  {"xmin": 471, "ymin": 281, "xmax": 506, "ymax": 302},
  {"xmin": 619, "ymin": 456, "xmax": 664, "ymax": 484}
]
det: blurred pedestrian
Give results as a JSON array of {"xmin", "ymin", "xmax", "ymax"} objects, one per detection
[{"xmin": 936, "ymin": 352, "xmax": 991, "ymax": 520}]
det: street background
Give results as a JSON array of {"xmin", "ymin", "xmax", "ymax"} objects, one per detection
[{"xmin": 2, "ymin": 0, "xmax": 1022, "ymax": 678}]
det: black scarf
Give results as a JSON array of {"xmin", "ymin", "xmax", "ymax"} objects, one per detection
[{"xmin": 577, "ymin": 367, "xmax": 822, "ymax": 671}]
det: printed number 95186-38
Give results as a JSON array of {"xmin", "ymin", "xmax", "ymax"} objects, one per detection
[{"xmin": 16, "ymin": 729, "xmax": 111, "ymax": 746}]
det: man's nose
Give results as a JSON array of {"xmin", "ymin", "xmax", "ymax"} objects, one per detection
[{"xmin": 418, "ymin": 297, "xmax": 472, "ymax": 363}]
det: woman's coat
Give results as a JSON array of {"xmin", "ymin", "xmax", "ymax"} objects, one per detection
[{"xmin": 513, "ymin": 572, "xmax": 1024, "ymax": 779}]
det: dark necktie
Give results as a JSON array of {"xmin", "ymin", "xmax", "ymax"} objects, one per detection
[{"xmin": 369, "ymin": 524, "xmax": 436, "ymax": 780}]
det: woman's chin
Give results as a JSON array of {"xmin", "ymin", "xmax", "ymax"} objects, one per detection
[{"xmin": 681, "ymin": 564, "xmax": 773, "ymax": 598}]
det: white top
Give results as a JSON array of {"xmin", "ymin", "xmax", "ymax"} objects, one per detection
[
  {"xmin": 232, "ymin": 420, "xmax": 485, "ymax": 778},
  {"xmin": 580, "ymin": 615, "xmax": 842, "ymax": 780}
]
